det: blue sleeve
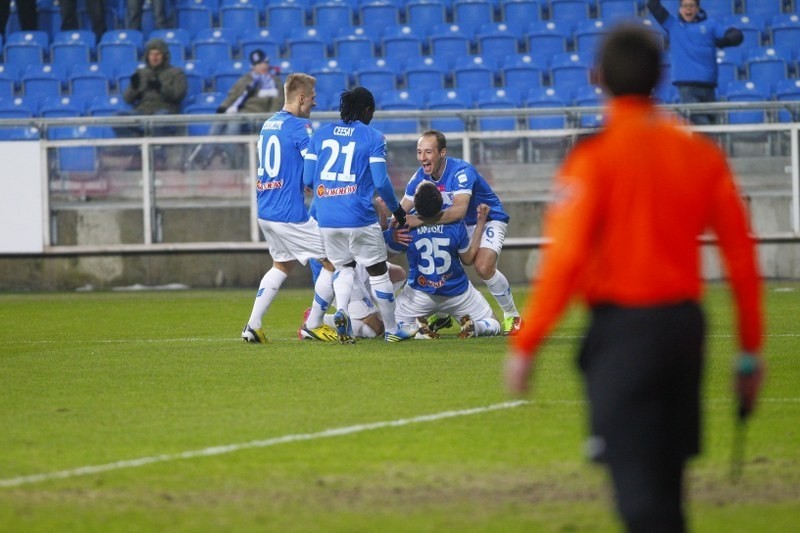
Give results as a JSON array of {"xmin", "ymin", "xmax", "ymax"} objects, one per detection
[
  {"xmin": 303, "ymin": 156, "xmax": 316, "ymax": 189},
  {"xmin": 370, "ymin": 160, "xmax": 400, "ymax": 213}
]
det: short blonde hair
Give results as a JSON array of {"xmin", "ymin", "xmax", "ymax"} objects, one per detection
[{"xmin": 284, "ymin": 73, "xmax": 316, "ymax": 101}]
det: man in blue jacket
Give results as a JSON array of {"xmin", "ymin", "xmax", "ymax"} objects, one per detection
[{"xmin": 648, "ymin": 0, "xmax": 743, "ymax": 125}]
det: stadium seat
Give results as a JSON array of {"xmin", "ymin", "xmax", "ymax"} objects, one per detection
[
  {"xmin": 68, "ymin": 63, "xmax": 111, "ymax": 96},
  {"xmin": 525, "ymin": 86, "xmax": 568, "ymax": 130},
  {"xmin": 774, "ymin": 78, "xmax": 800, "ymax": 122},
  {"xmin": 51, "ymin": 30, "xmax": 95, "ymax": 65},
  {"xmin": 452, "ymin": 55, "xmax": 496, "ymax": 92},
  {"xmin": 212, "ymin": 60, "xmax": 248, "ymax": 94},
  {"xmin": 769, "ymin": 14, "xmax": 800, "ymax": 49},
  {"xmin": 722, "ymin": 14, "xmax": 765, "ymax": 49},
  {"xmin": 219, "ymin": 3, "xmax": 261, "ymax": 37},
  {"xmin": 148, "ymin": 28, "xmax": 192, "ymax": 58},
  {"xmin": 309, "ymin": 58, "xmax": 352, "ymax": 96},
  {"xmin": 354, "ymin": 57, "xmax": 400, "ymax": 95},
  {"xmin": 21, "ymin": 63, "xmax": 65, "ymax": 99},
  {"xmin": 114, "ymin": 61, "xmax": 145, "ymax": 93},
  {"xmin": 276, "ymin": 57, "xmax": 309, "ymax": 76},
  {"xmin": 404, "ymin": 55, "xmax": 447, "ymax": 93},
  {"xmin": 716, "ymin": 47, "xmax": 742, "ymax": 89},
  {"xmin": 313, "ymin": 1, "xmax": 354, "ymax": 30},
  {"xmin": 452, "ymin": 0, "xmax": 494, "ymax": 35},
  {"xmin": 744, "ymin": 46, "xmax": 793, "ymax": 92},
  {"xmin": 195, "ymin": 27, "xmax": 240, "ymax": 53},
  {"xmin": 238, "ymin": 29, "xmax": 281, "ymax": 64},
  {"xmin": 97, "ymin": 39, "xmax": 138, "ymax": 70},
  {"xmin": 192, "ymin": 34, "xmax": 234, "ymax": 70},
  {"xmin": 428, "ymin": 24, "xmax": 472, "ymax": 69},
  {"xmin": 184, "ymin": 92, "xmax": 226, "ymax": 135},
  {"xmin": 373, "ymin": 89, "xmax": 423, "ymax": 134},
  {"xmin": 4, "ymin": 37, "xmax": 45, "ymax": 67},
  {"xmin": 49, "ymin": 125, "xmax": 102, "ymax": 174},
  {"xmin": 573, "ymin": 19, "xmax": 609, "ymax": 56},
  {"xmin": 286, "ymin": 27, "xmax": 328, "ymax": 63},
  {"xmin": 476, "ymin": 23, "xmax": 520, "ymax": 65},
  {"xmin": 183, "ymin": 59, "xmax": 211, "ymax": 96},
  {"xmin": 334, "ymin": 31, "xmax": 375, "ymax": 64},
  {"xmin": 475, "ymin": 87, "xmax": 522, "ymax": 131},
  {"xmin": 596, "ymin": 0, "xmax": 639, "ymax": 23},
  {"xmin": 39, "ymin": 95, "xmax": 84, "ymax": 117},
  {"xmin": 549, "ymin": 52, "xmax": 592, "ymax": 97},
  {"xmin": 742, "ymin": 0, "xmax": 784, "ymax": 20},
  {"xmin": 573, "ymin": 84, "xmax": 605, "ymax": 128},
  {"xmin": 88, "ymin": 94, "xmax": 131, "ymax": 116},
  {"xmin": 722, "ymin": 80, "xmax": 769, "ymax": 124},
  {"xmin": 498, "ymin": 0, "xmax": 542, "ymax": 33},
  {"xmin": 526, "ymin": 21, "xmax": 570, "ymax": 60},
  {"xmin": 0, "ymin": 64, "xmax": 19, "ymax": 98},
  {"xmin": 100, "ymin": 29, "xmax": 144, "ymax": 53},
  {"xmin": 359, "ymin": 0, "xmax": 402, "ymax": 43},
  {"xmin": 175, "ymin": 4, "xmax": 214, "ymax": 39},
  {"xmin": 381, "ymin": 25, "xmax": 424, "ymax": 62},
  {"xmin": 426, "ymin": 88, "xmax": 473, "ymax": 132},
  {"xmin": 548, "ymin": 0, "xmax": 592, "ymax": 28},
  {"xmin": 0, "ymin": 96, "xmax": 40, "ymax": 139},
  {"xmin": 265, "ymin": 2, "xmax": 306, "ymax": 42},
  {"xmin": 501, "ymin": 53, "xmax": 546, "ymax": 91},
  {"xmin": 405, "ymin": 0, "xmax": 447, "ymax": 38},
  {"xmin": 697, "ymin": 0, "xmax": 736, "ymax": 19}
]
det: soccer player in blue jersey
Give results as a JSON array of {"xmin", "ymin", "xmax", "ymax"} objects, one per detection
[
  {"xmin": 389, "ymin": 182, "xmax": 501, "ymax": 339},
  {"xmin": 303, "ymin": 86, "xmax": 414, "ymax": 344},
  {"xmin": 401, "ymin": 130, "xmax": 522, "ymax": 335},
  {"xmin": 241, "ymin": 73, "xmax": 337, "ymax": 344}
]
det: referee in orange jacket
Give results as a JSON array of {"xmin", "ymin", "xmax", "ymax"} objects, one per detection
[{"xmin": 506, "ymin": 25, "xmax": 764, "ymax": 533}]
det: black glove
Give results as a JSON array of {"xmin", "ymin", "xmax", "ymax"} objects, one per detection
[
  {"xmin": 147, "ymin": 76, "xmax": 161, "ymax": 91},
  {"xmin": 130, "ymin": 71, "xmax": 141, "ymax": 89},
  {"xmin": 735, "ymin": 353, "xmax": 763, "ymax": 420},
  {"xmin": 393, "ymin": 206, "xmax": 407, "ymax": 227},
  {"xmin": 216, "ymin": 105, "xmax": 226, "ymax": 114}
]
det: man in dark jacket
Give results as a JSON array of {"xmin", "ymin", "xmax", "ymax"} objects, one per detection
[
  {"xmin": 648, "ymin": 0, "xmax": 743, "ymax": 124},
  {"xmin": 123, "ymin": 38, "xmax": 187, "ymax": 116}
]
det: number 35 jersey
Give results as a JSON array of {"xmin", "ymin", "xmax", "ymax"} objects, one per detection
[
  {"xmin": 256, "ymin": 110, "xmax": 314, "ymax": 223},
  {"xmin": 398, "ymin": 222, "xmax": 472, "ymax": 297}
]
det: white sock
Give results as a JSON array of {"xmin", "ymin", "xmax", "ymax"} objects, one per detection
[
  {"xmin": 369, "ymin": 271, "xmax": 398, "ymax": 332},
  {"xmin": 475, "ymin": 318, "xmax": 501, "ymax": 337},
  {"xmin": 305, "ymin": 267, "xmax": 334, "ymax": 329},
  {"xmin": 247, "ymin": 268, "xmax": 288, "ymax": 329},
  {"xmin": 333, "ymin": 266, "xmax": 355, "ymax": 316},
  {"xmin": 484, "ymin": 270, "xmax": 519, "ymax": 317},
  {"xmin": 352, "ymin": 318, "xmax": 378, "ymax": 338}
]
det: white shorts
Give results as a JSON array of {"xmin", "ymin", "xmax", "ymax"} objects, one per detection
[
  {"xmin": 467, "ymin": 220, "xmax": 507, "ymax": 256},
  {"xmin": 320, "ymin": 223, "xmax": 388, "ymax": 269},
  {"xmin": 394, "ymin": 283, "xmax": 495, "ymax": 325},
  {"xmin": 259, "ymin": 217, "xmax": 326, "ymax": 265}
]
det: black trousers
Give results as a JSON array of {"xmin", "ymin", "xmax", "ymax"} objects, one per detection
[
  {"xmin": 0, "ymin": 0, "xmax": 37, "ymax": 36},
  {"xmin": 579, "ymin": 301, "xmax": 705, "ymax": 533}
]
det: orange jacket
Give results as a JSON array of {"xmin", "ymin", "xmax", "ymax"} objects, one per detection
[{"xmin": 512, "ymin": 96, "xmax": 763, "ymax": 357}]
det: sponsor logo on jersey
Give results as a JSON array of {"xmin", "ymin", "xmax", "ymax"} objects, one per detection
[
  {"xmin": 316, "ymin": 184, "xmax": 357, "ymax": 197},
  {"xmin": 257, "ymin": 179, "xmax": 284, "ymax": 191},
  {"xmin": 304, "ymin": 123, "xmax": 313, "ymax": 137},
  {"xmin": 416, "ymin": 272, "xmax": 453, "ymax": 289}
]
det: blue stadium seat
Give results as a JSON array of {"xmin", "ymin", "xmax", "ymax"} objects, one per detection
[
  {"xmin": 39, "ymin": 95, "xmax": 84, "ymax": 117},
  {"xmin": 573, "ymin": 19, "xmax": 609, "ymax": 56},
  {"xmin": 775, "ymin": 78, "xmax": 800, "ymax": 122},
  {"xmin": 426, "ymin": 88, "xmax": 473, "ymax": 132},
  {"xmin": 0, "ymin": 95, "xmax": 37, "ymax": 116},
  {"xmin": 238, "ymin": 28, "xmax": 281, "ymax": 62},
  {"xmin": 716, "ymin": 47, "xmax": 742, "ymax": 88},
  {"xmin": 212, "ymin": 60, "xmax": 248, "ymax": 94},
  {"xmin": 354, "ymin": 57, "xmax": 400, "ymax": 95},
  {"xmin": 404, "ymin": 55, "xmax": 447, "ymax": 92},
  {"xmin": 148, "ymin": 28, "xmax": 192, "ymax": 56},
  {"xmin": 309, "ymin": 58, "xmax": 352, "ymax": 96},
  {"xmin": 0, "ymin": 64, "xmax": 19, "ymax": 98},
  {"xmin": 548, "ymin": 0, "xmax": 592, "ymax": 28},
  {"xmin": 6, "ymin": 30, "xmax": 49, "ymax": 49},
  {"xmin": 722, "ymin": 80, "xmax": 769, "ymax": 124},
  {"xmin": 475, "ymin": 87, "xmax": 522, "ymax": 131},
  {"xmin": 286, "ymin": 27, "xmax": 328, "ymax": 63},
  {"xmin": 195, "ymin": 27, "xmax": 240, "ymax": 53},
  {"xmin": 744, "ymin": 46, "xmax": 793, "ymax": 93},
  {"xmin": 220, "ymin": 3, "xmax": 261, "ymax": 37},
  {"xmin": 313, "ymin": 1, "xmax": 354, "ymax": 30},
  {"xmin": 573, "ymin": 84, "xmax": 605, "ymax": 128},
  {"xmin": 452, "ymin": 0, "xmax": 494, "ymax": 35},
  {"xmin": 405, "ymin": 0, "xmax": 447, "ymax": 38},
  {"xmin": 499, "ymin": 0, "xmax": 542, "ymax": 33},
  {"xmin": 502, "ymin": 53, "xmax": 546, "ymax": 91},
  {"xmin": 549, "ymin": 52, "xmax": 592, "ymax": 97},
  {"xmin": 381, "ymin": 25, "xmax": 424, "ymax": 62},
  {"xmin": 193, "ymin": 34, "xmax": 234, "ymax": 70},
  {"xmin": 359, "ymin": 0, "xmax": 402, "ymax": 42},
  {"xmin": 722, "ymin": 14, "xmax": 765, "ymax": 49},
  {"xmin": 100, "ymin": 29, "xmax": 144, "ymax": 53},
  {"xmin": 114, "ymin": 61, "xmax": 145, "ymax": 93},
  {"xmin": 183, "ymin": 59, "xmax": 211, "ymax": 96},
  {"xmin": 68, "ymin": 63, "xmax": 111, "ymax": 96},
  {"xmin": 49, "ymin": 125, "xmax": 102, "ymax": 173},
  {"xmin": 266, "ymin": 2, "xmax": 306, "ymax": 41},
  {"xmin": 0, "ymin": 96, "xmax": 39, "ymax": 139},
  {"xmin": 175, "ymin": 4, "xmax": 214, "ymax": 39},
  {"xmin": 21, "ymin": 63, "xmax": 65, "ymax": 98},
  {"xmin": 373, "ymin": 89, "xmax": 423, "ymax": 134},
  {"xmin": 525, "ymin": 86, "xmax": 568, "ymax": 130},
  {"xmin": 4, "ymin": 38, "xmax": 45, "ymax": 67},
  {"xmin": 428, "ymin": 23, "xmax": 472, "ymax": 69},
  {"xmin": 334, "ymin": 31, "xmax": 375, "ymax": 64},
  {"xmin": 184, "ymin": 92, "xmax": 226, "ymax": 134},
  {"xmin": 526, "ymin": 21, "xmax": 569, "ymax": 60},
  {"xmin": 596, "ymin": 0, "xmax": 639, "ymax": 23},
  {"xmin": 51, "ymin": 30, "xmax": 95, "ymax": 64},
  {"xmin": 88, "ymin": 94, "xmax": 131, "ymax": 116},
  {"xmin": 476, "ymin": 23, "xmax": 520, "ymax": 64},
  {"xmin": 452, "ymin": 55, "xmax": 496, "ymax": 92},
  {"xmin": 770, "ymin": 14, "xmax": 800, "ymax": 49},
  {"xmin": 742, "ymin": 0, "xmax": 784, "ymax": 20},
  {"xmin": 695, "ymin": 0, "xmax": 736, "ymax": 19},
  {"xmin": 276, "ymin": 57, "xmax": 309, "ymax": 76},
  {"xmin": 97, "ymin": 40, "xmax": 138, "ymax": 70}
]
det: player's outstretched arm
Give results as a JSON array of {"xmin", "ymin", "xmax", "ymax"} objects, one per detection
[{"xmin": 460, "ymin": 203, "xmax": 488, "ymax": 266}]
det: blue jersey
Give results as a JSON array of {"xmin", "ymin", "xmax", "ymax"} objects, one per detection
[
  {"xmin": 256, "ymin": 110, "xmax": 314, "ymax": 223},
  {"xmin": 304, "ymin": 120, "xmax": 400, "ymax": 228},
  {"xmin": 404, "ymin": 157, "xmax": 509, "ymax": 225},
  {"xmin": 388, "ymin": 222, "xmax": 471, "ymax": 297}
]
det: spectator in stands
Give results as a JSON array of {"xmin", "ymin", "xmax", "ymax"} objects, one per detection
[
  {"xmin": 59, "ymin": 0, "xmax": 106, "ymax": 43},
  {"xmin": 126, "ymin": 0, "xmax": 169, "ymax": 31},
  {"xmin": 506, "ymin": 24, "xmax": 763, "ymax": 532},
  {"xmin": 186, "ymin": 49, "xmax": 283, "ymax": 168},
  {"xmin": 647, "ymin": 0, "xmax": 743, "ymax": 125},
  {"xmin": 0, "ymin": 0, "xmax": 37, "ymax": 40}
]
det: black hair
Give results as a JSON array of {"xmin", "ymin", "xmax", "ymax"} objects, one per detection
[
  {"xmin": 414, "ymin": 182, "xmax": 443, "ymax": 218},
  {"xmin": 599, "ymin": 24, "xmax": 662, "ymax": 97},
  {"xmin": 339, "ymin": 87, "xmax": 375, "ymax": 123}
]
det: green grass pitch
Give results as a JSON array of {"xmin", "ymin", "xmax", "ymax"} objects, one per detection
[{"xmin": 1, "ymin": 283, "xmax": 798, "ymax": 532}]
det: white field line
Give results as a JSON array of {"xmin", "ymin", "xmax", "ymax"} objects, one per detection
[{"xmin": 0, "ymin": 400, "xmax": 529, "ymax": 489}]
